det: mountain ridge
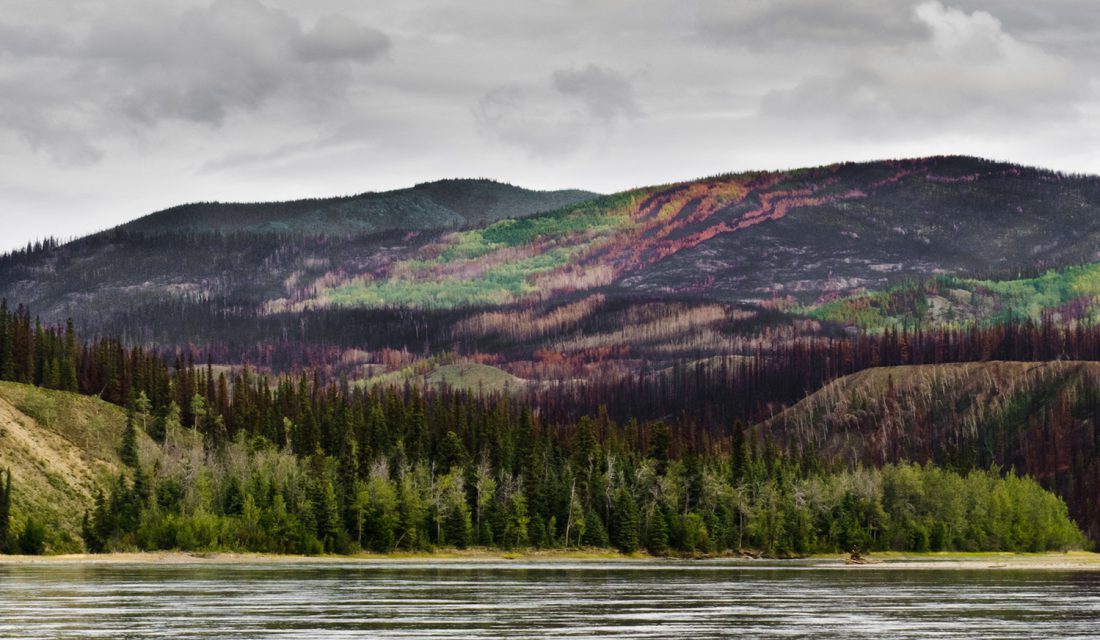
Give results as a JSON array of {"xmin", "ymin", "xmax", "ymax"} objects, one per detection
[
  {"xmin": 4, "ymin": 155, "xmax": 1100, "ymax": 381},
  {"xmin": 115, "ymin": 178, "xmax": 600, "ymax": 237}
]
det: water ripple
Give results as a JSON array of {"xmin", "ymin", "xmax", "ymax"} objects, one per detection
[{"xmin": 0, "ymin": 563, "xmax": 1098, "ymax": 639}]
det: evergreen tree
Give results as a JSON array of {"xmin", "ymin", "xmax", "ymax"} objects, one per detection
[
  {"xmin": 646, "ymin": 508, "xmax": 670, "ymax": 555},
  {"xmin": 581, "ymin": 509, "xmax": 609, "ymax": 547},
  {"xmin": 731, "ymin": 420, "xmax": 748, "ymax": 483},
  {"xmin": 613, "ymin": 489, "xmax": 640, "ymax": 553},
  {"xmin": 438, "ymin": 431, "xmax": 469, "ymax": 472},
  {"xmin": 119, "ymin": 406, "xmax": 139, "ymax": 468},
  {"xmin": 650, "ymin": 422, "xmax": 670, "ymax": 474},
  {"xmin": 0, "ymin": 468, "xmax": 11, "ymax": 551},
  {"xmin": 17, "ymin": 518, "xmax": 45, "ymax": 555}
]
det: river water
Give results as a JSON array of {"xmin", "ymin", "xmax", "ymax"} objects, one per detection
[{"xmin": 1, "ymin": 560, "xmax": 1098, "ymax": 638}]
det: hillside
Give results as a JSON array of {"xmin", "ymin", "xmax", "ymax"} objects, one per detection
[
  {"xmin": 0, "ymin": 383, "xmax": 138, "ymax": 552},
  {"xmin": 3, "ymin": 156, "xmax": 1100, "ymax": 381},
  {"xmin": 249, "ymin": 156, "xmax": 1100, "ymax": 312},
  {"xmin": 808, "ymin": 262, "xmax": 1100, "ymax": 329},
  {"xmin": 761, "ymin": 361, "xmax": 1100, "ymax": 541},
  {"xmin": 118, "ymin": 179, "xmax": 599, "ymax": 236}
]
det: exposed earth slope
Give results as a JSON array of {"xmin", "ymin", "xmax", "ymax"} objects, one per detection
[{"xmin": 0, "ymin": 383, "xmax": 139, "ymax": 552}]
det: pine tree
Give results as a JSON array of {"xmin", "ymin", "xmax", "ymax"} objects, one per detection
[
  {"xmin": 650, "ymin": 422, "xmax": 671, "ymax": 474},
  {"xmin": 0, "ymin": 468, "xmax": 11, "ymax": 551},
  {"xmin": 438, "ymin": 431, "xmax": 468, "ymax": 472},
  {"xmin": 613, "ymin": 489, "xmax": 640, "ymax": 553},
  {"xmin": 120, "ymin": 407, "xmax": 139, "ymax": 468},
  {"xmin": 581, "ymin": 509, "xmax": 609, "ymax": 547},
  {"xmin": 312, "ymin": 465, "xmax": 344, "ymax": 553},
  {"xmin": 17, "ymin": 518, "xmax": 45, "ymax": 555},
  {"xmin": 731, "ymin": 420, "xmax": 748, "ymax": 483},
  {"xmin": 647, "ymin": 508, "xmax": 670, "ymax": 555}
]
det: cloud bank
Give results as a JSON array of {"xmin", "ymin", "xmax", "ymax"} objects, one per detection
[{"xmin": 0, "ymin": 0, "xmax": 1097, "ymax": 251}]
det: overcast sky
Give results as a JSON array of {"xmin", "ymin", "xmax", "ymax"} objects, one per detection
[{"xmin": 2, "ymin": 0, "xmax": 1098, "ymax": 251}]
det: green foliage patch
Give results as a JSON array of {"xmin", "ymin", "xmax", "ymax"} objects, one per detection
[{"xmin": 808, "ymin": 261, "xmax": 1100, "ymax": 330}]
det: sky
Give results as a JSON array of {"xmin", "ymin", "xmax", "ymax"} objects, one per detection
[{"xmin": 1, "ymin": 0, "xmax": 1099, "ymax": 251}]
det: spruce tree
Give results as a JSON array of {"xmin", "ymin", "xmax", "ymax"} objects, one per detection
[
  {"xmin": 581, "ymin": 509, "xmax": 609, "ymax": 547},
  {"xmin": 731, "ymin": 420, "xmax": 748, "ymax": 483},
  {"xmin": 120, "ymin": 407, "xmax": 139, "ymax": 468},
  {"xmin": 649, "ymin": 422, "xmax": 671, "ymax": 474},
  {"xmin": 613, "ymin": 489, "xmax": 640, "ymax": 553},
  {"xmin": 0, "ymin": 468, "xmax": 11, "ymax": 551},
  {"xmin": 18, "ymin": 518, "xmax": 45, "ymax": 555},
  {"xmin": 647, "ymin": 508, "xmax": 670, "ymax": 555}
]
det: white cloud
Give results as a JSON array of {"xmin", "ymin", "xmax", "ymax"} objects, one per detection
[
  {"xmin": 0, "ymin": 0, "xmax": 390, "ymax": 163},
  {"xmin": 762, "ymin": 1, "xmax": 1082, "ymax": 130}
]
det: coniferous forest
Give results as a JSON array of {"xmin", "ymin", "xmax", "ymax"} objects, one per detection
[
  {"xmin": 10, "ymin": 1, "xmax": 1100, "ymax": 636},
  {"xmin": 0, "ymin": 300, "xmax": 1090, "ymax": 555}
]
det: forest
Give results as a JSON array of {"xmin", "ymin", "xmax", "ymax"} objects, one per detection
[
  {"xmin": 0, "ymin": 299, "xmax": 1092, "ymax": 555},
  {"xmin": 81, "ymin": 424, "xmax": 1085, "ymax": 556},
  {"xmin": 0, "ymin": 468, "xmax": 47, "ymax": 554}
]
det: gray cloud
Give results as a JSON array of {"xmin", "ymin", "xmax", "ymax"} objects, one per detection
[
  {"xmin": 476, "ymin": 64, "xmax": 641, "ymax": 156},
  {"xmin": 761, "ymin": 1, "xmax": 1084, "ymax": 131},
  {"xmin": 697, "ymin": 0, "xmax": 924, "ymax": 47},
  {"xmin": 552, "ymin": 65, "xmax": 641, "ymax": 122},
  {"xmin": 2, "ymin": 0, "xmax": 1100, "ymax": 252},
  {"xmin": 0, "ymin": 0, "xmax": 390, "ymax": 163},
  {"xmin": 298, "ymin": 14, "xmax": 391, "ymax": 62},
  {"xmin": 696, "ymin": 0, "xmax": 1100, "ymax": 53}
]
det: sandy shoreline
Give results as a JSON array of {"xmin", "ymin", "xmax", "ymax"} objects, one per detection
[{"xmin": 2, "ymin": 550, "xmax": 1099, "ymax": 570}]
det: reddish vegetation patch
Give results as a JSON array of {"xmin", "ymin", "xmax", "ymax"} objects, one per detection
[
  {"xmin": 578, "ymin": 157, "xmax": 1038, "ymax": 285},
  {"xmin": 592, "ymin": 168, "xmax": 873, "ymax": 276}
]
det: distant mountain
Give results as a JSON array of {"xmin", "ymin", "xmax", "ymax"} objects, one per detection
[
  {"xmin": 117, "ymin": 179, "xmax": 599, "ymax": 236},
  {"xmin": 201, "ymin": 155, "xmax": 1100, "ymax": 312},
  {"xmin": 3, "ymin": 155, "xmax": 1100, "ymax": 374},
  {"xmin": 599, "ymin": 155, "xmax": 1100, "ymax": 303}
]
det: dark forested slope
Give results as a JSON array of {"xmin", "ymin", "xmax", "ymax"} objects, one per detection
[
  {"xmin": 119, "ymin": 179, "xmax": 599, "ymax": 236},
  {"xmin": 4, "ymin": 157, "xmax": 1100, "ymax": 337}
]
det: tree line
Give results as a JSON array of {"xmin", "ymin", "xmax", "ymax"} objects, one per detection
[
  {"xmin": 0, "ymin": 300, "xmax": 1094, "ymax": 553},
  {"xmin": 0, "ymin": 468, "xmax": 47, "ymax": 555},
  {"xmin": 81, "ymin": 420, "xmax": 1085, "ymax": 556}
]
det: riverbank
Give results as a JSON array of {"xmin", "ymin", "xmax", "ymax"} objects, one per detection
[{"xmin": 2, "ymin": 549, "xmax": 1099, "ymax": 570}]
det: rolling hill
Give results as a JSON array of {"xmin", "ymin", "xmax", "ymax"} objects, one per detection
[
  {"xmin": 6, "ymin": 157, "xmax": 1100, "ymax": 314},
  {"xmin": 3, "ymin": 155, "xmax": 1100, "ymax": 384},
  {"xmin": 118, "ymin": 179, "xmax": 599, "ymax": 236},
  {"xmin": 763, "ymin": 361, "xmax": 1100, "ymax": 541}
]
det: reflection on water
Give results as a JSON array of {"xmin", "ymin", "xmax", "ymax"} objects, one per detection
[{"xmin": 1, "ymin": 561, "xmax": 1099, "ymax": 638}]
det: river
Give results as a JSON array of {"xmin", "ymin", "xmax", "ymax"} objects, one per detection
[{"xmin": 1, "ymin": 560, "xmax": 1099, "ymax": 638}]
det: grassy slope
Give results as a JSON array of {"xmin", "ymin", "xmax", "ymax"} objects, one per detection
[
  {"xmin": 0, "ymin": 383, "xmax": 151, "ymax": 552},
  {"xmin": 315, "ymin": 190, "xmax": 643, "ymax": 308},
  {"xmin": 424, "ymin": 363, "xmax": 526, "ymax": 393},
  {"xmin": 356, "ymin": 361, "xmax": 529, "ymax": 394}
]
